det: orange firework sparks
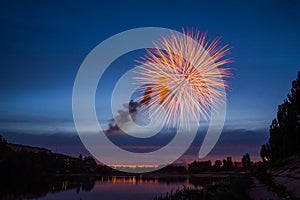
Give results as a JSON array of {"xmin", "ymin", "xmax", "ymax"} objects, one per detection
[{"xmin": 134, "ymin": 29, "xmax": 232, "ymax": 128}]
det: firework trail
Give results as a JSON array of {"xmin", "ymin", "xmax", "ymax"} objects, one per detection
[{"xmin": 134, "ymin": 29, "xmax": 232, "ymax": 128}]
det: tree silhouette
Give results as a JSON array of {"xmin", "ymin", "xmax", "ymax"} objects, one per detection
[
  {"xmin": 260, "ymin": 143, "xmax": 271, "ymax": 162},
  {"xmin": 222, "ymin": 159, "xmax": 227, "ymax": 169},
  {"xmin": 222, "ymin": 157, "xmax": 233, "ymax": 170},
  {"xmin": 214, "ymin": 160, "xmax": 222, "ymax": 168},
  {"xmin": 261, "ymin": 71, "xmax": 300, "ymax": 162},
  {"xmin": 242, "ymin": 153, "xmax": 251, "ymax": 169}
]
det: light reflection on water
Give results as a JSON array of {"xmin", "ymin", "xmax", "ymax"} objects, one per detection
[{"xmin": 39, "ymin": 175, "xmax": 193, "ymax": 200}]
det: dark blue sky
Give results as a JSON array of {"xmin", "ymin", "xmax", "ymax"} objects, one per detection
[{"xmin": 0, "ymin": 0, "xmax": 299, "ymax": 161}]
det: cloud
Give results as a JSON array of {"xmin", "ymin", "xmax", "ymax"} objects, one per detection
[{"xmin": 104, "ymin": 100, "xmax": 139, "ymax": 134}]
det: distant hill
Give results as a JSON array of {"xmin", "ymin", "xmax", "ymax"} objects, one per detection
[{"xmin": 0, "ymin": 135, "xmax": 113, "ymax": 176}]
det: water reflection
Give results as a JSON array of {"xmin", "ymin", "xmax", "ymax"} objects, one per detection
[
  {"xmin": 104, "ymin": 175, "xmax": 159, "ymax": 184},
  {"xmin": 0, "ymin": 175, "xmax": 222, "ymax": 200},
  {"xmin": 0, "ymin": 175, "xmax": 97, "ymax": 200}
]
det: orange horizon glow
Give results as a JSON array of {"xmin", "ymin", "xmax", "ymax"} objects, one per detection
[{"xmin": 108, "ymin": 164, "xmax": 159, "ymax": 168}]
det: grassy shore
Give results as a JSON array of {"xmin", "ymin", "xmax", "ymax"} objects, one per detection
[{"xmin": 154, "ymin": 173, "xmax": 252, "ymax": 200}]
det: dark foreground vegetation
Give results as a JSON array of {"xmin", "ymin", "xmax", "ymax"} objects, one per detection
[{"xmin": 154, "ymin": 174, "xmax": 252, "ymax": 200}]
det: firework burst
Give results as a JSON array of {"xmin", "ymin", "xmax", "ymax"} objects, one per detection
[{"xmin": 134, "ymin": 29, "xmax": 232, "ymax": 128}]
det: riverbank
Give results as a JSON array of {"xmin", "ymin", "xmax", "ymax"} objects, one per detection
[
  {"xmin": 252, "ymin": 155, "xmax": 300, "ymax": 199},
  {"xmin": 249, "ymin": 177, "xmax": 281, "ymax": 200},
  {"xmin": 270, "ymin": 156, "xmax": 300, "ymax": 198}
]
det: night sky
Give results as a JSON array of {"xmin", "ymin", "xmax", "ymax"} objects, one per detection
[{"xmin": 1, "ymin": 0, "xmax": 300, "ymax": 162}]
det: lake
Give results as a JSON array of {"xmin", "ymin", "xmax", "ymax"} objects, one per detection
[{"xmin": 0, "ymin": 175, "xmax": 223, "ymax": 200}]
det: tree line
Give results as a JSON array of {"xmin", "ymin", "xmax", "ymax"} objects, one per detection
[{"xmin": 261, "ymin": 71, "xmax": 300, "ymax": 162}]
